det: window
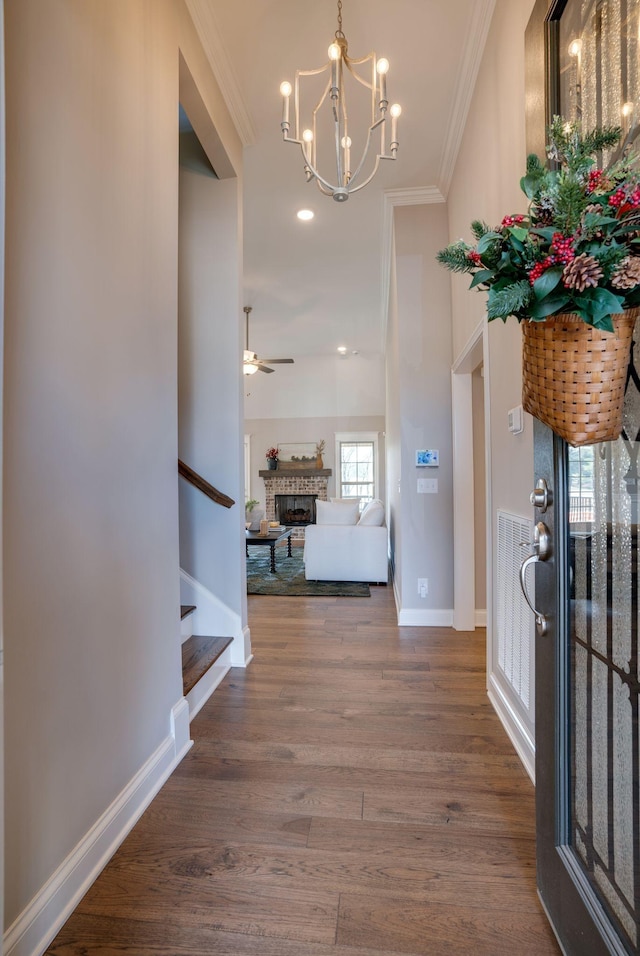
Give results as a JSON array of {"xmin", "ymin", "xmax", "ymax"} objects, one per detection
[
  {"xmin": 244, "ymin": 434, "xmax": 251, "ymax": 504},
  {"xmin": 335, "ymin": 432, "xmax": 379, "ymax": 504},
  {"xmin": 568, "ymin": 445, "xmax": 594, "ymax": 523}
]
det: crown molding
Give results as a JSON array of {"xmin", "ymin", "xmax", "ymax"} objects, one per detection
[
  {"xmin": 184, "ymin": 0, "xmax": 256, "ymax": 147},
  {"xmin": 383, "ymin": 186, "xmax": 445, "ymax": 207},
  {"xmin": 437, "ymin": 0, "xmax": 496, "ymax": 198}
]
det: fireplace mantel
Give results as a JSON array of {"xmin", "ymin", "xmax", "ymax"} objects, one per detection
[{"xmin": 259, "ymin": 468, "xmax": 332, "ymax": 478}]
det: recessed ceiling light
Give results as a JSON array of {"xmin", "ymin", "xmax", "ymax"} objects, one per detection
[
  {"xmin": 297, "ymin": 209, "xmax": 314, "ymax": 221},
  {"xmin": 337, "ymin": 346, "xmax": 347, "ymax": 353}
]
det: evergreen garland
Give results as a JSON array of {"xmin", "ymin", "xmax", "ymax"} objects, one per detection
[
  {"xmin": 435, "ymin": 242, "xmax": 475, "ymax": 273},
  {"xmin": 436, "ymin": 117, "xmax": 640, "ymax": 329},
  {"xmin": 470, "ymin": 220, "xmax": 492, "ymax": 240},
  {"xmin": 486, "ymin": 281, "xmax": 533, "ymax": 321}
]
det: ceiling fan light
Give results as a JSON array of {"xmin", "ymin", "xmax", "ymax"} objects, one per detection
[{"xmin": 243, "ymin": 363, "xmax": 259, "ymax": 375}]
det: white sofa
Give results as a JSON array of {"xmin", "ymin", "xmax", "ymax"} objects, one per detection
[{"xmin": 303, "ymin": 499, "xmax": 388, "ymax": 583}]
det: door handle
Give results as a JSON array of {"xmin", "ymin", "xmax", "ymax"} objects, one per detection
[{"xmin": 519, "ymin": 520, "xmax": 552, "ymax": 636}]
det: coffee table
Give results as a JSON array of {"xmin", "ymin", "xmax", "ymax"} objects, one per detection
[{"xmin": 245, "ymin": 527, "xmax": 293, "ymax": 573}]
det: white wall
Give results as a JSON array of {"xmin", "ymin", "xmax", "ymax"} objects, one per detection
[
  {"xmin": 389, "ymin": 204, "xmax": 454, "ymax": 624},
  {"xmin": 448, "ymin": 0, "xmax": 535, "ymax": 544},
  {"xmin": 178, "ymin": 168, "xmax": 246, "ymax": 624},
  {"xmin": 3, "ymin": 0, "xmax": 244, "ymax": 942},
  {"xmin": 447, "ymin": 0, "xmax": 537, "ymax": 767},
  {"xmin": 244, "ymin": 353, "xmax": 385, "ymax": 421}
]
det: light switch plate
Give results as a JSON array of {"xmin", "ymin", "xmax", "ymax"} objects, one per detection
[{"xmin": 418, "ymin": 478, "xmax": 438, "ymax": 494}]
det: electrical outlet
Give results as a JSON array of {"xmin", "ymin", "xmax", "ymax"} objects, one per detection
[{"xmin": 418, "ymin": 578, "xmax": 428, "ymax": 597}]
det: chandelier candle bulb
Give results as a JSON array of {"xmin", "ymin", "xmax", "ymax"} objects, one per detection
[
  {"xmin": 390, "ymin": 103, "xmax": 401, "ymax": 149},
  {"xmin": 376, "ymin": 57, "xmax": 389, "ymax": 109},
  {"xmin": 280, "ymin": 81, "xmax": 292, "ymax": 127}
]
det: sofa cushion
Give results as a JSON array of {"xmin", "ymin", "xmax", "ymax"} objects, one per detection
[
  {"xmin": 316, "ymin": 499, "xmax": 360, "ymax": 525},
  {"xmin": 358, "ymin": 499, "xmax": 385, "ymax": 526},
  {"xmin": 330, "ymin": 497, "xmax": 361, "ymax": 509}
]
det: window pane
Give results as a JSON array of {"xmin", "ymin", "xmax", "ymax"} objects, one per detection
[{"xmin": 339, "ymin": 440, "xmax": 376, "ymax": 504}]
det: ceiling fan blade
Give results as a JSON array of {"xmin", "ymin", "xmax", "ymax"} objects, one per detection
[
  {"xmin": 261, "ymin": 358, "xmax": 294, "ymax": 364},
  {"xmin": 257, "ymin": 363, "xmax": 275, "ymax": 373}
]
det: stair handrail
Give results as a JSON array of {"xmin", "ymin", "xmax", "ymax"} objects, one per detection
[{"xmin": 178, "ymin": 459, "xmax": 235, "ymax": 509}]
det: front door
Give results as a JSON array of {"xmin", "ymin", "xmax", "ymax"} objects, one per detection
[{"xmin": 530, "ymin": 3, "xmax": 640, "ymax": 953}]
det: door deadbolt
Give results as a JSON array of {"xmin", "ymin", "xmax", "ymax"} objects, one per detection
[{"xmin": 530, "ymin": 478, "xmax": 552, "ymax": 513}]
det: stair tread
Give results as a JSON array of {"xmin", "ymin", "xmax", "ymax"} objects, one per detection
[
  {"xmin": 180, "ymin": 605, "xmax": 196, "ymax": 620},
  {"xmin": 182, "ymin": 635, "xmax": 233, "ymax": 695}
]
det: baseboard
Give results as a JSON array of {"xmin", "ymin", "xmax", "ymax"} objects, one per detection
[
  {"xmin": 5, "ymin": 701, "xmax": 191, "ymax": 956},
  {"xmin": 487, "ymin": 673, "xmax": 536, "ymax": 784},
  {"xmin": 171, "ymin": 697, "xmax": 193, "ymax": 762},
  {"xmin": 475, "ymin": 609, "xmax": 487, "ymax": 627},
  {"xmin": 396, "ymin": 608, "xmax": 454, "ymax": 627},
  {"xmin": 229, "ymin": 624, "xmax": 252, "ymax": 667}
]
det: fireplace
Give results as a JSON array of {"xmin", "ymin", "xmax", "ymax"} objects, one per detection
[
  {"xmin": 275, "ymin": 494, "xmax": 317, "ymax": 527},
  {"xmin": 260, "ymin": 468, "xmax": 330, "ymax": 541}
]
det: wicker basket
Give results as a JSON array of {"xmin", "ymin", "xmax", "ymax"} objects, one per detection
[{"xmin": 521, "ymin": 308, "xmax": 639, "ymax": 447}]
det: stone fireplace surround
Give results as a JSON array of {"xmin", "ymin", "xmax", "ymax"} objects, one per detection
[{"xmin": 259, "ymin": 468, "xmax": 332, "ymax": 540}]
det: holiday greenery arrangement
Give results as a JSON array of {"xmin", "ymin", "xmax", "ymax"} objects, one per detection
[{"xmin": 437, "ymin": 117, "xmax": 640, "ymax": 332}]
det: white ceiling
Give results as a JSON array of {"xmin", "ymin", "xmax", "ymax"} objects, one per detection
[{"xmin": 187, "ymin": 0, "xmax": 494, "ymax": 360}]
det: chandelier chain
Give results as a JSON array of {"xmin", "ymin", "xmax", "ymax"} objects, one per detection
[{"xmin": 335, "ymin": 0, "xmax": 345, "ymax": 40}]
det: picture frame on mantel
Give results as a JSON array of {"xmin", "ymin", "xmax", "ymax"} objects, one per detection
[{"xmin": 277, "ymin": 443, "xmax": 317, "ymax": 464}]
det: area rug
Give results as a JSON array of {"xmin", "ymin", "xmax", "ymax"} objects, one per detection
[{"xmin": 246, "ymin": 546, "xmax": 370, "ymax": 597}]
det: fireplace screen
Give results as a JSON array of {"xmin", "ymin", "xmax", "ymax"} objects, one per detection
[{"xmin": 275, "ymin": 494, "xmax": 317, "ymax": 526}]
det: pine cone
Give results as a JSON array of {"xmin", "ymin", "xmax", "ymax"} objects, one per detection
[
  {"xmin": 532, "ymin": 196, "xmax": 554, "ymax": 225},
  {"xmin": 611, "ymin": 255, "xmax": 640, "ymax": 289},
  {"xmin": 563, "ymin": 254, "xmax": 603, "ymax": 291}
]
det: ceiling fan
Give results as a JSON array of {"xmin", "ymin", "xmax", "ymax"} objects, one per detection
[{"xmin": 243, "ymin": 306, "xmax": 294, "ymax": 375}]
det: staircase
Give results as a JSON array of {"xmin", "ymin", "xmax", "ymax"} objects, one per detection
[{"xmin": 180, "ymin": 605, "xmax": 233, "ymax": 719}]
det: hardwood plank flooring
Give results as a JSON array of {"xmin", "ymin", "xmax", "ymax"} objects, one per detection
[{"xmin": 47, "ymin": 586, "xmax": 560, "ymax": 955}]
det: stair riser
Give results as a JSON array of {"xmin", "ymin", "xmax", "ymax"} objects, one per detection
[{"xmin": 185, "ymin": 647, "xmax": 232, "ymax": 720}]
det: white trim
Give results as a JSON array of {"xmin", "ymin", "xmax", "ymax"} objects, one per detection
[
  {"xmin": 184, "ymin": 0, "xmax": 256, "ymax": 147},
  {"xmin": 179, "ymin": 568, "xmax": 246, "ymax": 663},
  {"xmin": 171, "ymin": 698, "xmax": 193, "ymax": 763},
  {"xmin": 451, "ymin": 318, "xmax": 485, "ymax": 374},
  {"xmin": 475, "ymin": 609, "xmax": 487, "ymax": 628},
  {"xmin": 488, "ymin": 673, "xmax": 536, "ymax": 783},
  {"xmin": 383, "ymin": 186, "xmax": 445, "ymax": 207},
  {"xmin": 396, "ymin": 608, "xmax": 454, "ymax": 627},
  {"xmin": 4, "ymin": 707, "xmax": 191, "ymax": 956},
  {"xmin": 243, "ymin": 433, "xmax": 251, "ymax": 506},
  {"xmin": 437, "ymin": 0, "xmax": 496, "ymax": 197},
  {"xmin": 451, "ymin": 321, "xmax": 485, "ymax": 631},
  {"xmin": 381, "ymin": 187, "xmax": 445, "ymax": 352},
  {"xmin": 482, "ymin": 328, "xmax": 495, "ymax": 703}
]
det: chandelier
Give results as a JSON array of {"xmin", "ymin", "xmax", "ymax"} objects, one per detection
[{"xmin": 279, "ymin": 0, "xmax": 401, "ymax": 202}]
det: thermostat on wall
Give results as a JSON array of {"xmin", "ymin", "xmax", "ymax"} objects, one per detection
[{"xmin": 508, "ymin": 405, "xmax": 524, "ymax": 434}]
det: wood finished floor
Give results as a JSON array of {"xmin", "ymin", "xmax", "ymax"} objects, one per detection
[{"xmin": 47, "ymin": 587, "xmax": 560, "ymax": 955}]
